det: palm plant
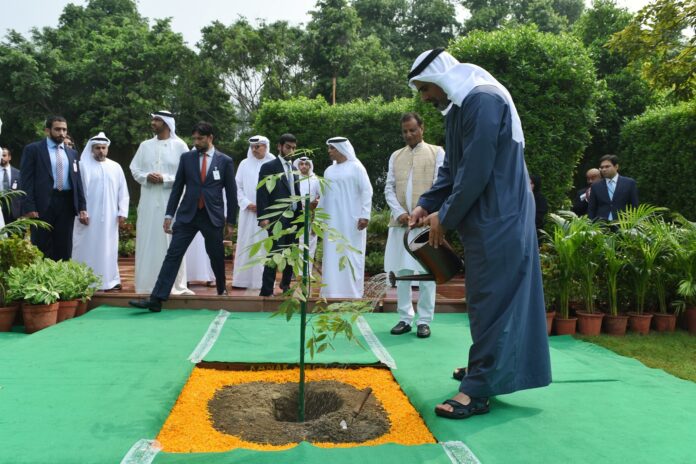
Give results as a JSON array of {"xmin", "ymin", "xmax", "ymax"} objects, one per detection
[
  {"xmin": 573, "ymin": 215, "xmax": 603, "ymax": 314},
  {"xmin": 616, "ymin": 205, "xmax": 669, "ymax": 314},
  {"xmin": 0, "ymin": 190, "xmax": 50, "ymax": 237},
  {"xmin": 541, "ymin": 211, "xmax": 586, "ymax": 319},
  {"xmin": 599, "ymin": 233, "xmax": 626, "ymax": 317},
  {"xmin": 672, "ymin": 215, "xmax": 696, "ymax": 306}
]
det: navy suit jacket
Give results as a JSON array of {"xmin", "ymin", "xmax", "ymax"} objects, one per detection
[
  {"xmin": 165, "ymin": 149, "xmax": 237, "ymax": 227},
  {"xmin": 1, "ymin": 166, "xmax": 21, "ymax": 219},
  {"xmin": 19, "ymin": 139, "xmax": 86, "ymax": 216},
  {"xmin": 587, "ymin": 175, "xmax": 639, "ymax": 220},
  {"xmin": 256, "ymin": 157, "xmax": 301, "ymax": 227}
]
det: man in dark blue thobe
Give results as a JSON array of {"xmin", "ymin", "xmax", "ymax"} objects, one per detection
[{"xmin": 408, "ymin": 49, "xmax": 551, "ymax": 419}]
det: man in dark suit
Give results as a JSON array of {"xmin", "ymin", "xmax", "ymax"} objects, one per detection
[
  {"xmin": 20, "ymin": 116, "xmax": 88, "ymax": 260},
  {"xmin": 588, "ymin": 154, "xmax": 639, "ymax": 221},
  {"xmin": 257, "ymin": 133, "xmax": 301, "ymax": 297},
  {"xmin": 571, "ymin": 168, "xmax": 601, "ymax": 216},
  {"xmin": 130, "ymin": 122, "xmax": 237, "ymax": 312},
  {"xmin": 1, "ymin": 147, "xmax": 22, "ymax": 222}
]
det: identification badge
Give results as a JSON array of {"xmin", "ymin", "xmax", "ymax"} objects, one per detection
[
  {"xmin": 212, "ymin": 169, "xmax": 220, "ymax": 181},
  {"xmin": 12, "ymin": 180, "xmax": 18, "ymax": 190},
  {"xmin": 73, "ymin": 161, "xmax": 78, "ymax": 172}
]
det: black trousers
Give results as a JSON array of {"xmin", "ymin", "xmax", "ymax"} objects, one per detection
[
  {"xmin": 151, "ymin": 208, "xmax": 226, "ymax": 300},
  {"xmin": 260, "ymin": 231, "xmax": 296, "ymax": 296},
  {"xmin": 30, "ymin": 191, "xmax": 75, "ymax": 261}
]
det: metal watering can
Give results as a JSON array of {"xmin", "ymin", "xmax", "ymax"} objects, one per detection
[{"xmin": 388, "ymin": 227, "xmax": 465, "ymax": 287}]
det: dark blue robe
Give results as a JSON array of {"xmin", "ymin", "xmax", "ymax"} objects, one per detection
[{"xmin": 418, "ymin": 85, "xmax": 552, "ymax": 397}]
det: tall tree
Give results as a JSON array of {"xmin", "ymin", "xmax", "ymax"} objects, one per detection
[
  {"xmin": 608, "ymin": 0, "xmax": 696, "ymax": 101},
  {"xmin": 462, "ymin": 0, "xmax": 584, "ymax": 33},
  {"xmin": 0, "ymin": 0, "xmax": 235, "ymax": 158},
  {"xmin": 305, "ymin": 0, "xmax": 361, "ymax": 103}
]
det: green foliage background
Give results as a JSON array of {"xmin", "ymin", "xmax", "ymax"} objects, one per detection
[{"xmin": 619, "ymin": 100, "xmax": 696, "ymax": 220}]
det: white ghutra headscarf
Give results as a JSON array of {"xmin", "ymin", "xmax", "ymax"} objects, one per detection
[
  {"xmin": 326, "ymin": 137, "xmax": 362, "ymax": 165},
  {"xmin": 151, "ymin": 110, "xmax": 177, "ymax": 138},
  {"xmin": 246, "ymin": 135, "xmax": 274, "ymax": 161},
  {"xmin": 408, "ymin": 48, "xmax": 524, "ymax": 147}
]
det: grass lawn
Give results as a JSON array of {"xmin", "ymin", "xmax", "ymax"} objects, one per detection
[{"xmin": 577, "ymin": 330, "xmax": 696, "ymax": 383}]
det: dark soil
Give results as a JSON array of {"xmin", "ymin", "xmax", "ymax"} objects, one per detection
[{"xmin": 208, "ymin": 380, "xmax": 390, "ymax": 445}]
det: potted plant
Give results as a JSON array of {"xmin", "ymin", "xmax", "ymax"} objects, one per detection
[
  {"xmin": 672, "ymin": 215, "xmax": 696, "ymax": 333},
  {"xmin": 53, "ymin": 261, "xmax": 100, "ymax": 321},
  {"xmin": 648, "ymin": 220, "xmax": 680, "ymax": 332},
  {"xmin": 573, "ymin": 216, "xmax": 604, "ymax": 335},
  {"xmin": 599, "ymin": 233, "xmax": 629, "ymax": 335},
  {"xmin": 617, "ymin": 205, "xmax": 667, "ymax": 334},
  {"xmin": 6, "ymin": 259, "xmax": 60, "ymax": 333},
  {"xmin": 541, "ymin": 212, "xmax": 583, "ymax": 335},
  {"xmin": 539, "ymin": 243, "xmax": 559, "ymax": 335},
  {"xmin": 0, "ymin": 237, "xmax": 44, "ymax": 331}
]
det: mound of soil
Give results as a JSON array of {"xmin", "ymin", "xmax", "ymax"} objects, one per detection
[{"xmin": 208, "ymin": 380, "xmax": 390, "ymax": 445}]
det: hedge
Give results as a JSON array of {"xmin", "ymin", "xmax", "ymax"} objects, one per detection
[
  {"xmin": 620, "ymin": 100, "xmax": 696, "ymax": 220},
  {"xmin": 253, "ymin": 95, "xmax": 444, "ymax": 207},
  {"xmin": 448, "ymin": 26, "xmax": 598, "ymax": 209}
]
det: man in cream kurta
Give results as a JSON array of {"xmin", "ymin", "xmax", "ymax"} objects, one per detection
[
  {"xmin": 130, "ymin": 111, "xmax": 192, "ymax": 295},
  {"xmin": 385, "ymin": 113, "xmax": 444, "ymax": 338},
  {"xmin": 72, "ymin": 133, "xmax": 129, "ymax": 290},
  {"xmin": 231, "ymin": 135, "xmax": 275, "ymax": 289}
]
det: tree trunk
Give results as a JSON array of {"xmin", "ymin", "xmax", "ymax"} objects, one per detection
[{"xmin": 332, "ymin": 76, "xmax": 337, "ymax": 105}]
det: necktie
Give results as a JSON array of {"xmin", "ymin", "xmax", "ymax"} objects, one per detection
[
  {"xmin": 2, "ymin": 168, "xmax": 8, "ymax": 191},
  {"xmin": 285, "ymin": 162, "xmax": 296, "ymax": 211},
  {"xmin": 198, "ymin": 152, "xmax": 207, "ymax": 209},
  {"xmin": 607, "ymin": 179, "xmax": 615, "ymax": 200},
  {"xmin": 55, "ymin": 145, "xmax": 64, "ymax": 191}
]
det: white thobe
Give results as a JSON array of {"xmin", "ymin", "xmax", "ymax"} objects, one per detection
[
  {"xmin": 384, "ymin": 145, "xmax": 444, "ymax": 325},
  {"xmin": 130, "ymin": 137, "xmax": 192, "ymax": 295},
  {"xmin": 72, "ymin": 158, "xmax": 129, "ymax": 290},
  {"xmin": 232, "ymin": 155, "xmax": 275, "ymax": 288},
  {"xmin": 298, "ymin": 173, "xmax": 321, "ymax": 262},
  {"xmin": 320, "ymin": 161, "xmax": 372, "ymax": 298}
]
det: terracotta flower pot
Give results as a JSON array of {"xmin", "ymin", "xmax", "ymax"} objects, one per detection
[
  {"xmin": 0, "ymin": 304, "xmax": 20, "ymax": 332},
  {"xmin": 545, "ymin": 311, "xmax": 555, "ymax": 336},
  {"xmin": 554, "ymin": 316, "xmax": 577, "ymax": 335},
  {"xmin": 57, "ymin": 299, "xmax": 80, "ymax": 322},
  {"xmin": 577, "ymin": 311, "xmax": 605, "ymax": 336},
  {"xmin": 628, "ymin": 312, "xmax": 653, "ymax": 335},
  {"xmin": 603, "ymin": 314, "xmax": 629, "ymax": 336},
  {"xmin": 75, "ymin": 300, "xmax": 89, "ymax": 317},
  {"xmin": 22, "ymin": 302, "xmax": 59, "ymax": 334},
  {"xmin": 686, "ymin": 307, "xmax": 696, "ymax": 335},
  {"xmin": 652, "ymin": 312, "xmax": 677, "ymax": 333}
]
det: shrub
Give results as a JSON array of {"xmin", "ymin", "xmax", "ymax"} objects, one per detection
[
  {"xmin": 448, "ymin": 25, "xmax": 598, "ymax": 210},
  {"xmin": 619, "ymin": 100, "xmax": 696, "ymax": 219},
  {"xmin": 254, "ymin": 96, "xmax": 444, "ymax": 208}
]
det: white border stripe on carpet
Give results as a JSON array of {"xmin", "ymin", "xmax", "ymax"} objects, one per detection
[
  {"xmin": 120, "ymin": 439, "xmax": 161, "ymax": 464},
  {"xmin": 356, "ymin": 315, "xmax": 397, "ymax": 369},
  {"xmin": 442, "ymin": 441, "xmax": 481, "ymax": 464},
  {"xmin": 188, "ymin": 310, "xmax": 230, "ymax": 363}
]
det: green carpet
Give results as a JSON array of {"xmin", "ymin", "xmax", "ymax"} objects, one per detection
[{"xmin": 1, "ymin": 307, "xmax": 695, "ymax": 463}]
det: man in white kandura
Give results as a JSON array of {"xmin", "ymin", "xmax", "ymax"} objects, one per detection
[
  {"xmin": 293, "ymin": 156, "xmax": 320, "ymax": 262},
  {"xmin": 320, "ymin": 137, "xmax": 373, "ymax": 298},
  {"xmin": 385, "ymin": 112, "xmax": 444, "ymax": 339},
  {"xmin": 129, "ymin": 111, "xmax": 192, "ymax": 295},
  {"xmin": 72, "ymin": 132, "xmax": 129, "ymax": 291},
  {"xmin": 231, "ymin": 135, "xmax": 276, "ymax": 289}
]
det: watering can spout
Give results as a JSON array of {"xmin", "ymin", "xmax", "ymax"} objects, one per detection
[{"xmin": 389, "ymin": 227, "xmax": 464, "ymax": 286}]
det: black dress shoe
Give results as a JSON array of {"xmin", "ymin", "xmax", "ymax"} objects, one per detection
[
  {"xmin": 128, "ymin": 298, "xmax": 162, "ymax": 312},
  {"xmin": 417, "ymin": 324, "xmax": 431, "ymax": 338},
  {"xmin": 390, "ymin": 321, "xmax": 412, "ymax": 335}
]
